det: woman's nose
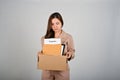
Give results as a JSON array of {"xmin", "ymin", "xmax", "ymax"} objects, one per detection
[{"xmin": 54, "ymin": 25, "xmax": 57, "ymax": 28}]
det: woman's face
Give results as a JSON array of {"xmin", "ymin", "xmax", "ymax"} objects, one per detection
[{"xmin": 51, "ymin": 18, "xmax": 62, "ymax": 33}]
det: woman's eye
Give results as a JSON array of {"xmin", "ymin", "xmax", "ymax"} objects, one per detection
[{"xmin": 56, "ymin": 22, "xmax": 59, "ymax": 25}]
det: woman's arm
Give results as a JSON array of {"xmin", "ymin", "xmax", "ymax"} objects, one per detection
[{"xmin": 66, "ymin": 35, "xmax": 75, "ymax": 61}]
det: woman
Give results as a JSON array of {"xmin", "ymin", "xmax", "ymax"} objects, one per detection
[{"xmin": 38, "ymin": 12, "xmax": 75, "ymax": 80}]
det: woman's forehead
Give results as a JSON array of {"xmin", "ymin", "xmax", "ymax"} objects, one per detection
[{"xmin": 52, "ymin": 18, "xmax": 60, "ymax": 22}]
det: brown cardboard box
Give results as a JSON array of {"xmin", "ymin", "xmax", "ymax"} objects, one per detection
[{"xmin": 37, "ymin": 55, "xmax": 67, "ymax": 71}]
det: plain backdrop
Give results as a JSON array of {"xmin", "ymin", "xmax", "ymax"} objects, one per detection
[{"xmin": 0, "ymin": 0, "xmax": 120, "ymax": 80}]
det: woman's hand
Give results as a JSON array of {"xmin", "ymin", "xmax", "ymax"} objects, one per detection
[
  {"xmin": 37, "ymin": 51, "xmax": 43, "ymax": 62},
  {"xmin": 66, "ymin": 52, "xmax": 72, "ymax": 61},
  {"xmin": 37, "ymin": 51, "xmax": 43, "ymax": 57}
]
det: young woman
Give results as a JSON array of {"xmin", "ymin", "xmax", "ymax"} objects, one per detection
[{"xmin": 38, "ymin": 12, "xmax": 75, "ymax": 80}]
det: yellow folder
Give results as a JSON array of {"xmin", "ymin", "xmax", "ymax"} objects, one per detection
[{"xmin": 42, "ymin": 44, "xmax": 62, "ymax": 56}]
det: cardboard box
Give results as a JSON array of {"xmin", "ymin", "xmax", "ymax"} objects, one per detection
[
  {"xmin": 37, "ymin": 55, "xmax": 67, "ymax": 71},
  {"xmin": 37, "ymin": 38, "xmax": 67, "ymax": 70}
]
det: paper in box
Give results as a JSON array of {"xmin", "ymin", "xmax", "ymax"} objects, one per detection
[{"xmin": 42, "ymin": 44, "xmax": 61, "ymax": 56}]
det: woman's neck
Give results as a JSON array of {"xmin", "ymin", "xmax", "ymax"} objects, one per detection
[{"xmin": 54, "ymin": 30, "xmax": 62, "ymax": 38}]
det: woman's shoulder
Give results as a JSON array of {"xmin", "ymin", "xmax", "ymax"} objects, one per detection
[
  {"xmin": 40, "ymin": 36, "xmax": 45, "ymax": 41},
  {"xmin": 62, "ymin": 30, "xmax": 73, "ymax": 39},
  {"xmin": 41, "ymin": 36, "xmax": 45, "ymax": 39}
]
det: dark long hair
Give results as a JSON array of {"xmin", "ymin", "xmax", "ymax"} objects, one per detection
[{"xmin": 45, "ymin": 12, "xmax": 64, "ymax": 38}]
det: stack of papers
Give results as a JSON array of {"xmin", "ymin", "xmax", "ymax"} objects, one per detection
[{"xmin": 43, "ymin": 38, "xmax": 65, "ymax": 56}]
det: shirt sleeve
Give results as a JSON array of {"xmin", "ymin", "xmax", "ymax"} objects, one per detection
[
  {"xmin": 67, "ymin": 35, "xmax": 75, "ymax": 60},
  {"xmin": 40, "ymin": 36, "xmax": 44, "ymax": 53}
]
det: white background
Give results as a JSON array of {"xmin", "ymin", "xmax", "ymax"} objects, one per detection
[{"xmin": 0, "ymin": 0, "xmax": 120, "ymax": 80}]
